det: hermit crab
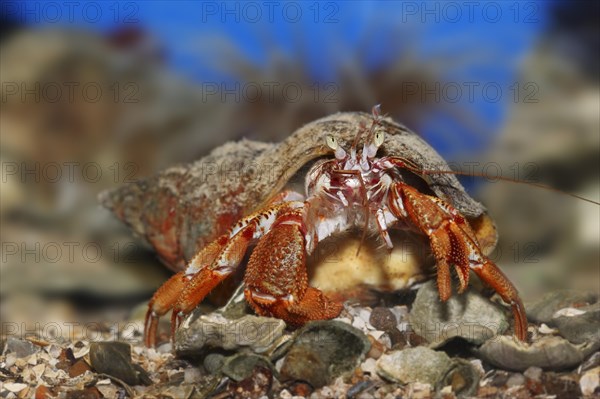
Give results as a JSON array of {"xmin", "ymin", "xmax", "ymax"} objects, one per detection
[{"xmin": 102, "ymin": 107, "xmax": 527, "ymax": 347}]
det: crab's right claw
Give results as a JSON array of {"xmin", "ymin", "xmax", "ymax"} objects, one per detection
[{"xmin": 244, "ymin": 219, "xmax": 343, "ymax": 325}]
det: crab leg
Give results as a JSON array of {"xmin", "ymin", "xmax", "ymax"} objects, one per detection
[
  {"xmin": 471, "ymin": 261, "xmax": 528, "ymax": 342},
  {"xmin": 144, "ymin": 234, "xmax": 228, "ymax": 347},
  {"xmin": 144, "ymin": 271, "xmax": 187, "ymax": 348},
  {"xmin": 243, "ymin": 211, "xmax": 343, "ymax": 325},
  {"xmin": 389, "ymin": 182, "xmax": 528, "ymax": 341},
  {"xmin": 170, "ymin": 202, "xmax": 305, "ymax": 334},
  {"xmin": 144, "ymin": 201, "xmax": 306, "ymax": 346}
]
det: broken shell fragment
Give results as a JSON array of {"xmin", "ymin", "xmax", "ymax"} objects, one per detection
[{"xmin": 477, "ymin": 335, "xmax": 600, "ymax": 371}]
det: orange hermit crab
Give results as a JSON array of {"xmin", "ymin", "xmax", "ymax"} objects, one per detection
[{"xmin": 103, "ymin": 106, "xmax": 527, "ymax": 347}]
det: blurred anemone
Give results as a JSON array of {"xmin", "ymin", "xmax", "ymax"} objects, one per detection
[{"xmin": 186, "ymin": 3, "xmax": 543, "ymax": 159}]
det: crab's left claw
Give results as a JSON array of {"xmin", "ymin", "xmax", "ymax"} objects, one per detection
[{"xmin": 390, "ymin": 183, "xmax": 528, "ymax": 342}]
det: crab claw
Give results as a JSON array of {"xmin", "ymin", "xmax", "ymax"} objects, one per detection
[
  {"xmin": 244, "ymin": 218, "xmax": 343, "ymax": 325},
  {"xmin": 390, "ymin": 182, "xmax": 528, "ymax": 342}
]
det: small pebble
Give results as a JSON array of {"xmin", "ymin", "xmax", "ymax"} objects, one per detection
[
  {"xmin": 156, "ymin": 342, "xmax": 172, "ymax": 354},
  {"xmin": 35, "ymin": 386, "xmax": 54, "ymax": 398},
  {"xmin": 65, "ymin": 387, "xmax": 102, "ymax": 399},
  {"xmin": 377, "ymin": 347, "xmax": 451, "ymax": 385},
  {"xmin": 289, "ymin": 381, "xmax": 313, "ymax": 397},
  {"xmin": 45, "ymin": 344, "xmax": 62, "ymax": 359},
  {"xmin": 580, "ymin": 352, "xmax": 600, "ymax": 373},
  {"xmin": 580, "ymin": 367, "xmax": 600, "ymax": 396},
  {"xmin": 3, "ymin": 338, "xmax": 40, "ymax": 358},
  {"xmin": 95, "ymin": 384, "xmax": 118, "ymax": 398},
  {"xmin": 553, "ymin": 307, "xmax": 586, "ymax": 318},
  {"xmin": 3, "ymin": 383, "xmax": 28, "ymax": 393},
  {"xmin": 280, "ymin": 321, "xmax": 370, "ymax": 388},
  {"xmin": 221, "ymin": 353, "xmax": 273, "ymax": 382},
  {"xmin": 366, "ymin": 336, "xmax": 384, "ymax": 359},
  {"xmin": 389, "ymin": 306, "xmax": 409, "ymax": 321},
  {"xmin": 440, "ymin": 359, "xmax": 481, "ymax": 397},
  {"xmin": 347, "ymin": 380, "xmax": 373, "ymax": 398},
  {"xmin": 68, "ymin": 359, "xmax": 92, "ymax": 378},
  {"xmin": 524, "ymin": 366, "xmax": 544, "ymax": 395},
  {"xmin": 542, "ymin": 372, "xmax": 582, "ymax": 397},
  {"xmin": 203, "ymin": 353, "xmax": 226, "ymax": 375},
  {"xmin": 3, "ymin": 353, "xmax": 16, "ymax": 368},
  {"xmin": 506, "ymin": 373, "xmax": 526, "ymax": 387},
  {"xmin": 524, "ymin": 366, "xmax": 542, "ymax": 381},
  {"xmin": 183, "ymin": 367, "xmax": 202, "ymax": 383},
  {"xmin": 378, "ymin": 333, "xmax": 392, "ymax": 349},
  {"xmin": 369, "ymin": 307, "xmax": 397, "ymax": 332},
  {"xmin": 361, "ymin": 358, "xmax": 377, "ymax": 375},
  {"xmin": 470, "ymin": 359, "xmax": 485, "ymax": 377},
  {"xmin": 222, "ymin": 366, "xmax": 272, "ymax": 398},
  {"xmin": 368, "ymin": 330, "xmax": 385, "ymax": 340},
  {"xmin": 407, "ymin": 331, "xmax": 427, "ymax": 347},
  {"xmin": 538, "ymin": 323, "xmax": 557, "ymax": 334},
  {"xmin": 89, "ymin": 342, "xmax": 150, "ymax": 386},
  {"xmin": 279, "ymin": 389, "xmax": 293, "ymax": 399},
  {"xmin": 408, "ymin": 382, "xmax": 432, "ymax": 399},
  {"xmin": 32, "ymin": 363, "xmax": 46, "ymax": 378}
]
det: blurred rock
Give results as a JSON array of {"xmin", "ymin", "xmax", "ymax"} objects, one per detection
[
  {"xmin": 280, "ymin": 321, "xmax": 370, "ymax": 388},
  {"xmin": 480, "ymin": 28, "xmax": 600, "ymax": 297},
  {"xmin": 553, "ymin": 302, "xmax": 600, "ymax": 345},
  {"xmin": 409, "ymin": 281, "xmax": 509, "ymax": 347},
  {"xmin": 376, "ymin": 346, "xmax": 451, "ymax": 385},
  {"xmin": 526, "ymin": 290, "xmax": 597, "ymax": 324}
]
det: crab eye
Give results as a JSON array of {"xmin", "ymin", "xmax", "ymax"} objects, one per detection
[
  {"xmin": 325, "ymin": 135, "xmax": 338, "ymax": 150},
  {"xmin": 374, "ymin": 131, "xmax": 385, "ymax": 147}
]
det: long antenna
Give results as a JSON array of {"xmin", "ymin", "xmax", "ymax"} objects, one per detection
[{"xmin": 420, "ymin": 169, "xmax": 600, "ymax": 206}]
